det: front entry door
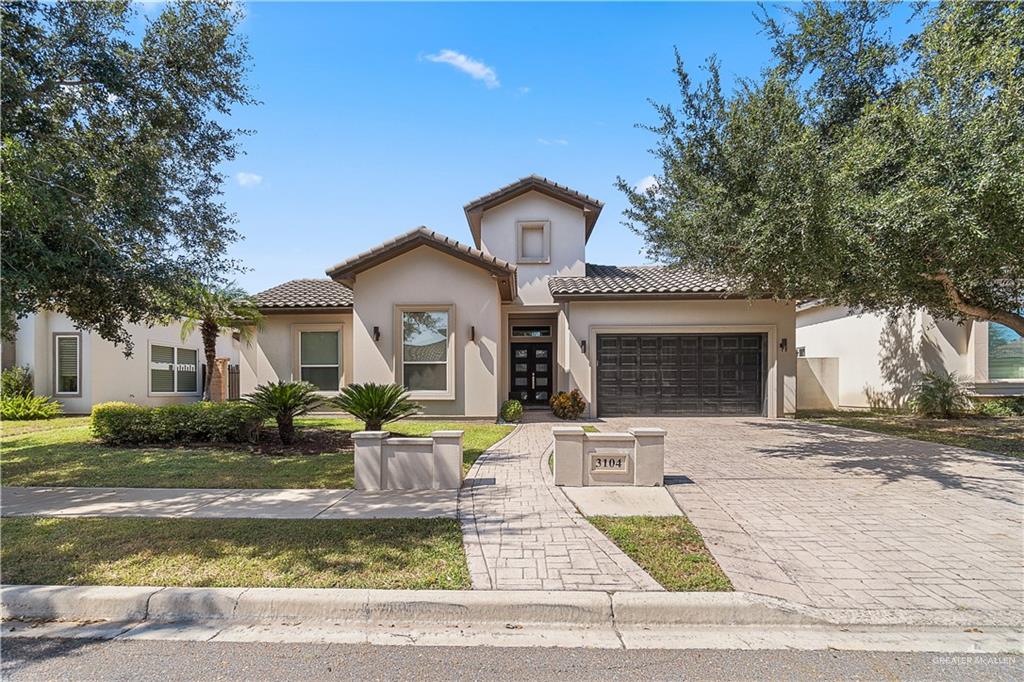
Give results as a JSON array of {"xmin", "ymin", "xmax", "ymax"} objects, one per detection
[{"xmin": 510, "ymin": 343, "xmax": 553, "ymax": 406}]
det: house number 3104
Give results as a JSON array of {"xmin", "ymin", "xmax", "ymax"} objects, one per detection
[{"xmin": 593, "ymin": 457, "xmax": 625, "ymax": 470}]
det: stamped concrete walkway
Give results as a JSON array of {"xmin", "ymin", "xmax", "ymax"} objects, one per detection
[
  {"xmin": 459, "ymin": 422, "xmax": 661, "ymax": 592},
  {"xmin": 604, "ymin": 417, "xmax": 1024, "ymax": 623},
  {"xmin": 0, "ymin": 487, "xmax": 456, "ymax": 519}
]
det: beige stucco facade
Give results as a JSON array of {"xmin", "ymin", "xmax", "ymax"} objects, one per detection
[
  {"xmin": 796, "ymin": 305, "xmax": 1022, "ymax": 408},
  {"xmin": 12, "ymin": 310, "xmax": 238, "ymax": 413},
  {"xmin": 239, "ymin": 311, "xmax": 353, "ymax": 395}
]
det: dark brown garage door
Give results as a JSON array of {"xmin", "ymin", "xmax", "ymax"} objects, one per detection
[{"xmin": 596, "ymin": 334, "xmax": 766, "ymax": 417}]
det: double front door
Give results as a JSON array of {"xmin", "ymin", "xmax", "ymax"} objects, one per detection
[{"xmin": 510, "ymin": 343, "xmax": 553, "ymax": 406}]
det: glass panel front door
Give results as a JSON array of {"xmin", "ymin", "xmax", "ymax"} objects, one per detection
[{"xmin": 509, "ymin": 343, "xmax": 554, "ymax": 406}]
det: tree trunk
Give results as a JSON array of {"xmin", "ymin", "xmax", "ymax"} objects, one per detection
[
  {"xmin": 366, "ymin": 419, "xmax": 382, "ymax": 431},
  {"xmin": 278, "ymin": 415, "xmax": 295, "ymax": 445},
  {"xmin": 201, "ymin": 319, "xmax": 219, "ymax": 401},
  {"xmin": 925, "ymin": 272, "xmax": 1024, "ymax": 337}
]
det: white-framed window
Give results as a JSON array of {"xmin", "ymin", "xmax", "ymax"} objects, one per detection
[
  {"xmin": 511, "ymin": 325, "xmax": 552, "ymax": 338},
  {"xmin": 397, "ymin": 305, "xmax": 454, "ymax": 399},
  {"xmin": 54, "ymin": 333, "xmax": 81, "ymax": 396},
  {"xmin": 150, "ymin": 343, "xmax": 199, "ymax": 394},
  {"xmin": 299, "ymin": 330, "xmax": 341, "ymax": 391},
  {"xmin": 516, "ymin": 220, "xmax": 550, "ymax": 264}
]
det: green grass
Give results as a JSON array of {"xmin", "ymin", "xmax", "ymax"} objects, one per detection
[
  {"xmin": 797, "ymin": 411, "xmax": 1024, "ymax": 458},
  {"xmin": 0, "ymin": 417, "xmax": 511, "ymax": 489},
  {"xmin": 588, "ymin": 516, "xmax": 732, "ymax": 592},
  {"xmin": 0, "ymin": 517, "xmax": 469, "ymax": 589}
]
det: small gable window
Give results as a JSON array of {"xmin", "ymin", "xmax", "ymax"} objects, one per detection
[{"xmin": 516, "ymin": 221, "xmax": 550, "ymax": 264}]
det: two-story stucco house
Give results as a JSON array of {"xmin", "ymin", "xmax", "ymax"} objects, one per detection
[{"xmin": 246, "ymin": 176, "xmax": 798, "ymax": 419}]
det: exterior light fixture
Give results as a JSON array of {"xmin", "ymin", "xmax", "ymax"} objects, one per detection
[
  {"xmin": 470, "ymin": 325, "xmax": 476, "ymax": 342},
  {"xmin": 580, "ymin": 339, "xmax": 587, "ymax": 354},
  {"xmin": 373, "ymin": 326, "xmax": 381, "ymax": 342},
  {"xmin": 779, "ymin": 337, "xmax": 788, "ymax": 352}
]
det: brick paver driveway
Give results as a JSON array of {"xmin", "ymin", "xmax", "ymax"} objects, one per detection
[{"xmin": 604, "ymin": 417, "xmax": 1023, "ymax": 621}]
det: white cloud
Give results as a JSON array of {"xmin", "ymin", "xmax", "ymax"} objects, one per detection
[
  {"xmin": 537, "ymin": 138, "xmax": 569, "ymax": 146},
  {"xmin": 236, "ymin": 172, "xmax": 263, "ymax": 187},
  {"xmin": 517, "ymin": 86, "xmax": 531, "ymax": 95},
  {"xmin": 424, "ymin": 49, "xmax": 500, "ymax": 89},
  {"xmin": 636, "ymin": 175, "xmax": 659, "ymax": 193}
]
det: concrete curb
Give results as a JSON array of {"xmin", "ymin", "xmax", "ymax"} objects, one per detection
[{"xmin": 2, "ymin": 585, "xmax": 825, "ymax": 628}]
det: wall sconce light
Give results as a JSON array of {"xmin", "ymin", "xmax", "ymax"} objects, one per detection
[
  {"xmin": 779, "ymin": 337, "xmax": 788, "ymax": 352},
  {"xmin": 580, "ymin": 339, "xmax": 587, "ymax": 354},
  {"xmin": 372, "ymin": 326, "xmax": 381, "ymax": 342},
  {"xmin": 470, "ymin": 325, "xmax": 476, "ymax": 342}
]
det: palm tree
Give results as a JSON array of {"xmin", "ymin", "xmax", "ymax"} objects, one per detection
[{"xmin": 179, "ymin": 284, "xmax": 263, "ymax": 400}]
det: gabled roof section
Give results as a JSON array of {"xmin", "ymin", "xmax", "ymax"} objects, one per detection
[
  {"xmin": 253, "ymin": 278, "xmax": 353, "ymax": 311},
  {"xmin": 549, "ymin": 264, "xmax": 741, "ymax": 300},
  {"xmin": 325, "ymin": 226, "xmax": 518, "ymax": 302},
  {"xmin": 463, "ymin": 175, "xmax": 605, "ymax": 247}
]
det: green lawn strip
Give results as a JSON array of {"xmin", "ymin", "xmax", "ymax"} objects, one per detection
[
  {"xmin": 0, "ymin": 516, "xmax": 469, "ymax": 590},
  {"xmin": 0, "ymin": 418, "xmax": 511, "ymax": 489},
  {"xmin": 588, "ymin": 516, "xmax": 732, "ymax": 592},
  {"xmin": 0, "ymin": 416, "xmax": 91, "ymax": 438},
  {"xmin": 797, "ymin": 412, "xmax": 1023, "ymax": 458}
]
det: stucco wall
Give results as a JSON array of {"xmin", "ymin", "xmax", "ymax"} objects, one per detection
[
  {"xmin": 563, "ymin": 299, "xmax": 797, "ymax": 418},
  {"xmin": 13, "ymin": 311, "xmax": 238, "ymax": 413},
  {"xmin": 240, "ymin": 312, "xmax": 353, "ymax": 395},
  {"xmin": 797, "ymin": 357, "xmax": 839, "ymax": 410},
  {"xmin": 351, "ymin": 245, "xmax": 501, "ymax": 417},
  {"xmin": 795, "ymin": 306, "xmax": 979, "ymax": 409},
  {"xmin": 479, "ymin": 191, "xmax": 587, "ymax": 305}
]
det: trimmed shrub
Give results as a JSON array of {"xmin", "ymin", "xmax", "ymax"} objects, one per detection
[
  {"xmin": 91, "ymin": 401, "xmax": 262, "ymax": 445},
  {"xmin": 1, "ymin": 394, "xmax": 63, "ymax": 420},
  {"xmin": 549, "ymin": 389, "xmax": 587, "ymax": 420},
  {"xmin": 332, "ymin": 382, "xmax": 420, "ymax": 432},
  {"xmin": 974, "ymin": 397, "xmax": 1024, "ymax": 417},
  {"xmin": 500, "ymin": 399, "xmax": 524, "ymax": 423},
  {"xmin": 1, "ymin": 366, "xmax": 34, "ymax": 397},
  {"xmin": 910, "ymin": 371, "xmax": 972, "ymax": 419}
]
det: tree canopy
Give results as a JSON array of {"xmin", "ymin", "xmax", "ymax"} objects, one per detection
[
  {"xmin": 1, "ymin": 0, "xmax": 255, "ymax": 351},
  {"xmin": 619, "ymin": 0, "xmax": 1024, "ymax": 335}
]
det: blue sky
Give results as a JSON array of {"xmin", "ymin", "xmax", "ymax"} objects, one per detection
[{"xmin": 199, "ymin": 1, "xmax": 906, "ymax": 293}]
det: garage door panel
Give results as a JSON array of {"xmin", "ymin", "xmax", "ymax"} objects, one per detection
[{"xmin": 597, "ymin": 333, "xmax": 765, "ymax": 417}]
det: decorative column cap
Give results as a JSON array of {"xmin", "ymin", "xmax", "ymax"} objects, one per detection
[
  {"xmin": 629, "ymin": 427, "xmax": 667, "ymax": 437},
  {"xmin": 352, "ymin": 431, "xmax": 390, "ymax": 441},
  {"xmin": 430, "ymin": 430, "xmax": 465, "ymax": 439},
  {"xmin": 552, "ymin": 426, "xmax": 585, "ymax": 436}
]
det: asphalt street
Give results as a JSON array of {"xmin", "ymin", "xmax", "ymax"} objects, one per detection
[{"xmin": 2, "ymin": 638, "xmax": 1022, "ymax": 681}]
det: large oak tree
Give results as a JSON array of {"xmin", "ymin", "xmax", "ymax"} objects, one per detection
[
  {"xmin": 1, "ymin": 0, "xmax": 255, "ymax": 351},
  {"xmin": 619, "ymin": 1, "xmax": 1024, "ymax": 335}
]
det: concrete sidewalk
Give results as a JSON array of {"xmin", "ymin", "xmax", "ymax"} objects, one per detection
[{"xmin": 0, "ymin": 486, "xmax": 457, "ymax": 520}]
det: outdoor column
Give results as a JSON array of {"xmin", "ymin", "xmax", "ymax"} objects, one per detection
[
  {"xmin": 630, "ymin": 427, "xmax": 666, "ymax": 486},
  {"xmin": 352, "ymin": 431, "xmax": 389, "ymax": 491},
  {"xmin": 431, "ymin": 430, "xmax": 465, "ymax": 490},
  {"xmin": 552, "ymin": 426, "xmax": 586, "ymax": 486}
]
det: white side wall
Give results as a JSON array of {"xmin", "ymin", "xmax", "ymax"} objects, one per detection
[
  {"xmin": 351, "ymin": 246, "xmax": 502, "ymax": 417},
  {"xmin": 564, "ymin": 299, "xmax": 797, "ymax": 418},
  {"xmin": 240, "ymin": 312, "xmax": 353, "ymax": 396},
  {"xmin": 11, "ymin": 311, "xmax": 238, "ymax": 413},
  {"xmin": 479, "ymin": 191, "xmax": 587, "ymax": 305}
]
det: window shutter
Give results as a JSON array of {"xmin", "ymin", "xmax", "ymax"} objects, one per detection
[
  {"xmin": 177, "ymin": 348, "xmax": 198, "ymax": 393},
  {"xmin": 56, "ymin": 336, "xmax": 79, "ymax": 393}
]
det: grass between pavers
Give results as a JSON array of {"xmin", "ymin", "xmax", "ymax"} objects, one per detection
[
  {"xmin": 0, "ymin": 516, "xmax": 470, "ymax": 589},
  {"xmin": 588, "ymin": 516, "xmax": 732, "ymax": 592},
  {"xmin": 798, "ymin": 411, "xmax": 1024, "ymax": 458},
  {"xmin": 0, "ymin": 416, "xmax": 512, "ymax": 489}
]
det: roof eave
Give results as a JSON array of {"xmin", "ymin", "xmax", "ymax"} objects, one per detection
[
  {"xmin": 549, "ymin": 291, "xmax": 752, "ymax": 302},
  {"xmin": 258, "ymin": 305, "xmax": 353, "ymax": 314}
]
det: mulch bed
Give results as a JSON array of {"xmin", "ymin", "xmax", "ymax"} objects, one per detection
[{"xmin": 136, "ymin": 427, "xmax": 354, "ymax": 457}]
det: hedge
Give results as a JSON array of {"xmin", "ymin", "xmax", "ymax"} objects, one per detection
[{"xmin": 91, "ymin": 401, "xmax": 263, "ymax": 445}]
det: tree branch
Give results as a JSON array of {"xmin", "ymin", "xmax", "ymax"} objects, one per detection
[{"xmin": 924, "ymin": 271, "xmax": 1024, "ymax": 336}]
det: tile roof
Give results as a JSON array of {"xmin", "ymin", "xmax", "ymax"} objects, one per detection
[
  {"xmin": 253, "ymin": 278, "xmax": 353, "ymax": 310},
  {"xmin": 463, "ymin": 175, "xmax": 605, "ymax": 247},
  {"xmin": 548, "ymin": 264, "xmax": 736, "ymax": 298},
  {"xmin": 325, "ymin": 226, "xmax": 518, "ymax": 303}
]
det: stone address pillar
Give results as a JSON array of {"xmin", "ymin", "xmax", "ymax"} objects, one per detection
[
  {"xmin": 630, "ymin": 427, "xmax": 667, "ymax": 486},
  {"xmin": 552, "ymin": 426, "xmax": 586, "ymax": 486}
]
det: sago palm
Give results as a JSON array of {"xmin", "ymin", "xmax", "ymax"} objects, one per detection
[
  {"xmin": 332, "ymin": 382, "xmax": 420, "ymax": 431},
  {"xmin": 179, "ymin": 283, "xmax": 263, "ymax": 400},
  {"xmin": 245, "ymin": 381, "xmax": 323, "ymax": 444}
]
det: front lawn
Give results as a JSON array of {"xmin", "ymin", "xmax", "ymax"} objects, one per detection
[
  {"xmin": 588, "ymin": 516, "xmax": 732, "ymax": 592},
  {"xmin": 0, "ymin": 416, "xmax": 512, "ymax": 489},
  {"xmin": 0, "ymin": 517, "xmax": 469, "ymax": 589},
  {"xmin": 798, "ymin": 411, "xmax": 1023, "ymax": 458}
]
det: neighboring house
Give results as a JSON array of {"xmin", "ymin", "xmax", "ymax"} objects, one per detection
[
  {"xmin": 246, "ymin": 175, "xmax": 798, "ymax": 419},
  {"xmin": 795, "ymin": 303, "xmax": 1024, "ymax": 410},
  {"xmin": 3, "ymin": 310, "xmax": 239, "ymax": 413}
]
